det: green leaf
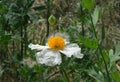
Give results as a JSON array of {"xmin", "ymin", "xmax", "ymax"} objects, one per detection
[
  {"xmin": 109, "ymin": 49, "xmax": 120, "ymax": 68},
  {"xmin": 92, "ymin": 7, "xmax": 100, "ymax": 26},
  {"xmin": 0, "ymin": 35, "xmax": 11, "ymax": 43},
  {"xmin": 109, "ymin": 49, "xmax": 115, "ymax": 68},
  {"xmin": 0, "ymin": 2, "xmax": 7, "ymax": 14},
  {"xmin": 115, "ymin": 42, "xmax": 120, "ymax": 56},
  {"xmin": 88, "ymin": 68, "xmax": 104, "ymax": 82},
  {"xmin": 34, "ymin": 65, "xmax": 44, "ymax": 73},
  {"xmin": 109, "ymin": 42, "xmax": 120, "ymax": 63},
  {"xmin": 102, "ymin": 50, "xmax": 109, "ymax": 63},
  {"xmin": 17, "ymin": 65, "xmax": 30, "ymax": 77},
  {"xmin": 79, "ymin": 35, "xmax": 98, "ymax": 49},
  {"xmin": 112, "ymin": 71, "xmax": 120, "ymax": 82},
  {"xmin": 81, "ymin": 0, "xmax": 95, "ymax": 10}
]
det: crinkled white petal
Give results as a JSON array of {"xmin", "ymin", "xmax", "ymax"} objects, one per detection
[
  {"xmin": 28, "ymin": 43, "xmax": 48, "ymax": 50},
  {"xmin": 60, "ymin": 43, "xmax": 84, "ymax": 58},
  {"xmin": 36, "ymin": 49, "xmax": 62, "ymax": 66}
]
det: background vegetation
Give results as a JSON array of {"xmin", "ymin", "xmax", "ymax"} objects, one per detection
[{"xmin": 0, "ymin": 0, "xmax": 120, "ymax": 82}]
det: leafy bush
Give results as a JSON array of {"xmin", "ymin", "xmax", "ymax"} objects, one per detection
[{"xmin": 0, "ymin": 0, "xmax": 120, "ymax": 82}]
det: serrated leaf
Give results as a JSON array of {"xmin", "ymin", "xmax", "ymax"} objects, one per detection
[
  {"xmin": 109, "ymin": 49, "xmax": 116, "ymax": 68},
  {"xmin": 110, "ymin": 43, "xmax": 120, "ymax": 62},
  {"xmin": 88, "ymin": 68, "xmax": 104, "ymax": 82}
]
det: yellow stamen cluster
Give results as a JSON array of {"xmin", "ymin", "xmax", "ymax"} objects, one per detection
[{"xmin": 48, "ymin": 36, "xmax": 65, "ymax": 50}]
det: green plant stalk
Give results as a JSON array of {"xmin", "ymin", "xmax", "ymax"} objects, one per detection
[
  {"xmin": 1, "ymin": 15, "xmax": 4, "ymax": 35},
  {"xmin": 90, "ymin": 14, "xmax": 111, "ymax": 82},
  {"xmin": 80, "ymin": 4, "xmax": 85, "ymax": 36},
  {"xmin": 20, "ymin": 21, "xmax": 23, "ymax": 59},
  {"xmin": 46, "ymin": 0, "xmax": 51, "ymax": 37},
  {"xmin": 51, "ymin": 24, "xmax": 56, "ymax": 36},
  {"xmin": 12, "ymin": 30, "xmax": 15, "ymax": 57},
  {"xmin": 24, "ymin": 25, "xmax": 27, "ymax": 56},
  {"xmin": 60, "ymin": 56, "xmax": 70, "ymax": 82},
  {"xmin": 60, "ymin": 68, "xmax": 70, "ymax": 82}
]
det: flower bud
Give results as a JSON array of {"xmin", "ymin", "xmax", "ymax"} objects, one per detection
[{"xmin": 48, "ymin": 15, "xmax": 56, "ymax": 25}]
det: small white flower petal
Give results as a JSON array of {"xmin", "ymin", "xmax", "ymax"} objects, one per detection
[
  {"xmin": 60, "ymin": 43, "xmax": 84, "ymax": 58},
  {"xmin": 28, "ymin": 43, "xmax": 48, "ymax": 50},
  {"xmin": 36, "ymin": 49, "xmax": 62, "ymax": 66}
]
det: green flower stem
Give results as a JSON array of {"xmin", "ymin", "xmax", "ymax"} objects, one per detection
[
  {"xmin": 60, "ymin": 68, "xmax": 70, "ymax": 82},
  {"xmin": 24, "ymin": 24, "xmax": 27, "ymax": 56},
  {"xmin": 60, "ymin": 58, "xmax": 70, "ymax": 82},
  {"xmin": 51, "ymin": 24, "xmax": 56, "ymax": 36},
  {"xmin": 80, "ymin": 4, "xmax": 85, "ymax": 36},
  {"xmin": 90, "ymin": 14, "xmax": 111, "ymax": 82},
  {"xmin": 46, "ymin": 0, "xmax": 51, "ymax": 37},
  {"xmin": 12, "ymin": 30, "xmax": 15, "ymax": 56},
  {"xmin": 20, "ymin": 23, "xmax": 23, "ymax": 59}
]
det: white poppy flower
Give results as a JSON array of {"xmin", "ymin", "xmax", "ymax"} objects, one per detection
[{"xmin": 28, "ymin": 34, "xmax": 84, "ymax": 66}]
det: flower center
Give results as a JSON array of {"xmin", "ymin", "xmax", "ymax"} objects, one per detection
[{"xmin": 48, "ymin": 36, "xmax": 65, "ymax": 50}]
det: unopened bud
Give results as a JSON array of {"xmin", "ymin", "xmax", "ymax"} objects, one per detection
[{"xmin": 48, "ymin": 15, "xmax": 56, "ymax": 25}]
